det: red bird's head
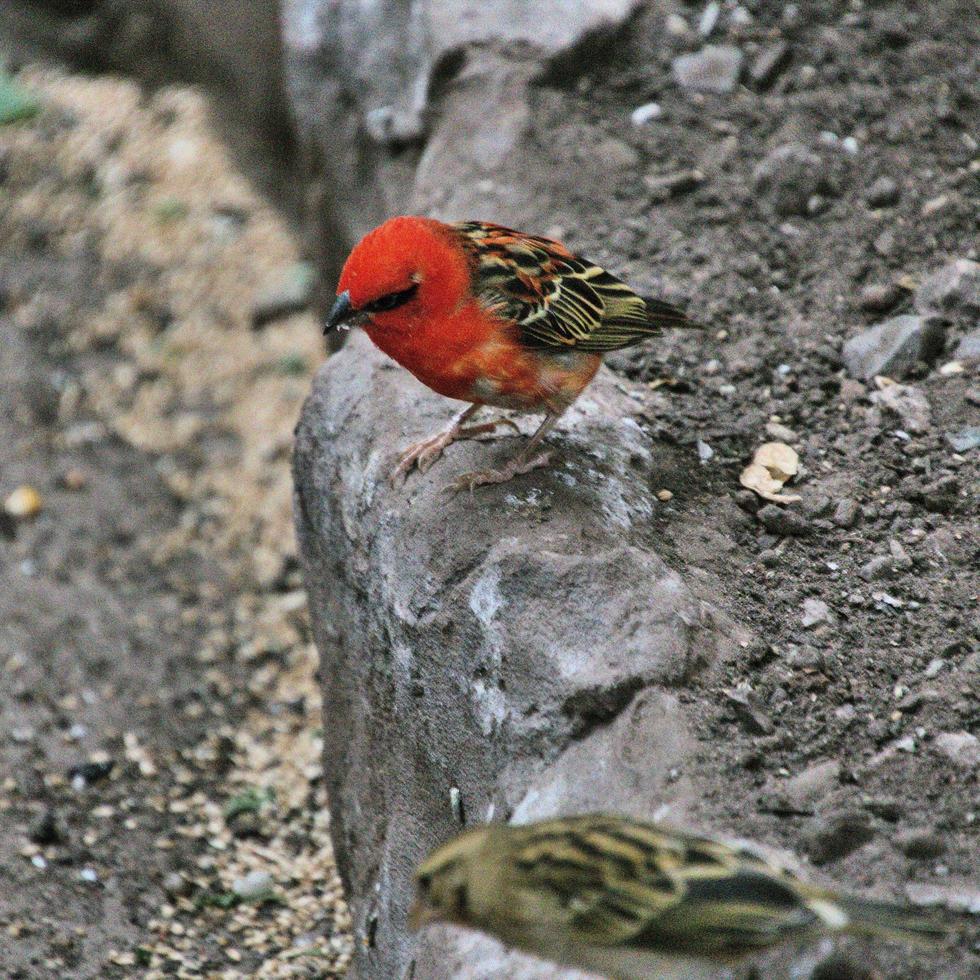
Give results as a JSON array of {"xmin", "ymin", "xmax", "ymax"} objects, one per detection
[{"xmin": 325, "ymin": 216, "xmax": 471, "ymax": 336}]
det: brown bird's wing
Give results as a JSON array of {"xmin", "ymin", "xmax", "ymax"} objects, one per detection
[
  {"xmin": 510, "ymin": 816, "xmax": 818, "ymax": 956},
  {"xmin": 452, "ymin": 221, "xmax": 697, "ymax": 353}
]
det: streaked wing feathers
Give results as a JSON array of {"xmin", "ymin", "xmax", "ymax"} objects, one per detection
[
  {"xmin": 510, "ymin": 816, "xmax": 816, "ymax": 955},
  {"xmin": 452, "ymin": 221, "xmax": 695, "ymax": 353}
]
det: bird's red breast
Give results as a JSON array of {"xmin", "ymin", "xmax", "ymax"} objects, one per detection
[{"xmin": 334, "ymin": 216, "xmax": 694, "ymax": 411}]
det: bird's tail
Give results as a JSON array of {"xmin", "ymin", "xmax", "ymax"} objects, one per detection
[
  {"xmin": 642, "ymin": 296, "xmax": 703, "ymax": 330},
  {"xmin": 807, "ymin": 891, "xmax": 949, "ymax": 945}
]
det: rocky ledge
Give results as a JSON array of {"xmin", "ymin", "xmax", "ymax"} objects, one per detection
[{"xmin": 293, "ymin": 332, "xmax": 743, "ymax": 978}]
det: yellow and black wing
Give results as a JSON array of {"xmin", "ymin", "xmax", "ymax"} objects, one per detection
[
  {"xmin": 510, "ymin": 815, "xmax": 818, "ymax": 956},
  {"xmin": 452, "ymin": 221, "xmax": 697, "ymax": 353}
]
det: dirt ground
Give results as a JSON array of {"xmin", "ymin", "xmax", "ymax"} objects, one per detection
[
  {"xmin": 1, "ymin": 1, "xmax": 977, "ymax": 978},
  {"xmin": 515, "ymin": 2, "xmax": 978, "ymax": 977},
  {"xmin": 0, "ymin": 71, "xmax": 350, "ymax": 977}
]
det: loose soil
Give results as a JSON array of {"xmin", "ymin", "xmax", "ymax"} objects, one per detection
[
  {"xmin": 0, "ymin": 71, "xmax": 350, "ymax": 978},
  {"xmin": 516, "ymin": 2, "xmax": 978, "ymax": 977}
]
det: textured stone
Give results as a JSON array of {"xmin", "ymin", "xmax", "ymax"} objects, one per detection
[
  {"xmin": 864, "ymin": 175, "xmax": 900, "ymax": 208},
  {"xmin": 282, "ymin": 0, "xmax": 643, "ymax": 281},
  {"xmin": 869, "ymin": 383, "xmax": 931, "ymax": 433},
  {"xmin": 749, "ymin": 41, "xmax": 791, "ymax": 89},
  {"xmin": 806, "ymin": 810, "xmax": 875, "ymax": 864},
  {"xmin": 842, "ymin": 315, "xmax": 945, "ymax": 380},
  {"xmin": 915, "ymin": 258, "xmax": 980, "ymax": 319},
  {"xmin": 757, "ymin": 503, "xmax": 810, "ymax": 536},
  {"xmin": 932, "ymin": 731, "xmax": 980, "ymax": 769},
  {"xmin": 673, "ymin": 45, "xmax": 744, "ymax": 94},
  {"xmin": 293, "ymin": 331, "xmax": 737, "ymax": 979},
  {"xmin": 752, "ymin": 142, "xmax": 829, "ymax": 217},
  {"xmin": 954, "ymin": 329, "xmax": 980, "ymax": 363}
]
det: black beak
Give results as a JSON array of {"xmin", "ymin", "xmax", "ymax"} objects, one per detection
[{"xmin": 324, "ymin": 290, "xmax": 355, "ymax": 334}]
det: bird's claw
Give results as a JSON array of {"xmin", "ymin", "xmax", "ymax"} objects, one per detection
[
  {"xmin": 391, "ymin": 433, "xmax": 455, "ymax": 487},
  {"xmin": 390, "ymin": 417, "xmax": 521, "ymax": 487},
  {"xmin": 445, "ymin": 451, "xmax": 553, "ymax": 494}
]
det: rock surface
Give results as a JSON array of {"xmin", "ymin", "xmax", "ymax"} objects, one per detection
[
  {"xmin": 842, "ymin": 314, "xmax": 945, "ymax": 380},
  {"xmin": 293, "ymin": 332, "xmax": 738, "ymax": 979},
  {"xmin": 672, "ymin": 44, "xmax": 744, "ymax": 94},
  {"xmin": 282, "ymin": 0, "xmax": 642, "ymax": 306}
]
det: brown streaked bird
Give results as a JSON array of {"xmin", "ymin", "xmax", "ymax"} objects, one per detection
[
  {"xmin": 410, "ymin": 814, "xmax": 948, "ymax": 980},
  {"xmin": 325, "ymin": 217, "xmax": 699, "ymax": 490}
]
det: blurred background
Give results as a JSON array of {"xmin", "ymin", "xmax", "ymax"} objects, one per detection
[{"xmin": 1, "ymin": 2, "xmax": 977, "ymax": 979}]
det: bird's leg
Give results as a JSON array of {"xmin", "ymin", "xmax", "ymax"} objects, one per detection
[
  {"xmin": 391, "ymin": 406, "xmax": 520, "ymax": 486},
  {"xmin": 449, "ymin": 412, "xmax": 560, "ymax": 493}
]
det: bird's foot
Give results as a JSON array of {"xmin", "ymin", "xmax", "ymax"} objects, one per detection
[
  {"xmin": 391, "ymin": 418, "xmax": 521, "ymax": 486},
  {"xmin": 458, "ymin": 418, "xmax": 521, "ymax": 440},
  {"xmin": 446, "ymin": 451, "xmax": 553, "ymax": 494}
]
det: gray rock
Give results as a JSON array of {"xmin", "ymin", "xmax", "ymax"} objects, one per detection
[
  {"xmin": 864, "ymin": 175, "xmax": 900, "ymax": 208},
  {"xmin": 672, "ymin": 45, "xmax": 744, "ymax": 94},
  {"xmin": 643, "ymin": 168, "xmax": 705, "ymax": 202},
  {"xmin": 869, "ymin": 383, "xmax": 931, "ymax": 433},
  {"xmin": 946, "ymin": 426, "xmax": 980, "ymax": 453},
  {"xmin": 858, "ymin": 553, "xmax": 910, "ymax": 582},
  {"xmin": 293, "ymin": 332, "xmax": 739, "ymax": 979},
  {"xmin": 832, "ymin": 498, "xmax": 860, "ymax": 528},
  {"xmin": 752, "ymin": 142, "xmax": 829, "ymax": 217},
  {"xmin": 724, "ymin": 688, "xmax": 774, "ymax": 735},
  {"xmin": 282, "ymin": 0, "xmax": 641, "ymax": 276},
  {"xmin": 28, "ymin": 808, "xmax": 62, "ymax": 846},
  {"xmin": 232, "ymin": 869, "xmax": 275, "ymax": 900},
  {"xmin": 749, "ymin": 41, "xmax": 791, "ymax": 89},
  {"xmin": 905, "ymin": 882, "xmax": 980, "ymax": 915},
  {"xmin": 801, "ymin": 597, "xmax": 833, "ymax": 628},
  {"xmin": 895, "ymin": 829, "xmax": 947, "ymax": 860},
  {"xmin": 915, "ymin": 258, "xmax": 980, "ymax": 319},
  {"xmin": 954, "ymin": 329, "xmax": 980, "ymax": 363},
  {"xmin": 783, "ymin": 760, "xmax": 840, "ymax": 809},
  {"xmin": 251, "ymin": 262, "xmax": 314, "ymax": 328},
  {"xmin": 757, "ymin": 503, "xmax": 810, "ymax": 536},
  {"xmin": 858, "ymin": 282, "xmax": 902, "ymax": 313},
  {"xmin": 805, "ymin": 811, "xmax": 875, "ymax": 864},
  {"xmin": 932, "ymin": 731, "xmax": 980, "ymax": 769},
  {"xmin": 842, "ymin": 315, "xmax": 945, "ymax": 380}
]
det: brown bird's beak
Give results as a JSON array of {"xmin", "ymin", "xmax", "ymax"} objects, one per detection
[
  {"xmin": 324, "ymin": 290, "xmax": 355, "ymax": 334},
  {"xmin": 407, "ymin": 898, "xmax": 442, "ymax": 932}
]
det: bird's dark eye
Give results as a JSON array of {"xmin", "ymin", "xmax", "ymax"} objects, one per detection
[
  {"xmin": 417, "ymin": 873, "xmax": 431, "ymax": 894},
  {"xmin": 363, "ymin": 283, "xmax": 419, "ymax": 313}
]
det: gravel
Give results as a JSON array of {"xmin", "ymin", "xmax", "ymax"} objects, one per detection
[{"xmin": 0, "ymin": 68, "xmax": 350, "ymax": 979}]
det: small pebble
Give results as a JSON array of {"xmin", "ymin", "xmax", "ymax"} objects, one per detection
[
  {"xmin": 232, "ymin": 869, "xmax": 274, "ymax": 900},
  {"xmin": 801, "ymin": 597, "xmax": 832, "ymax": 628},
  {"xmin": 858, "ymin": 282, "xmax": 901, "ymax": 312},
  {"xmin": 4, "ymin": 485, "xmax": 43, "ymax": 519},
  {"xmin": 865, "ymin": 176, "xmax": 900, "ymax": 207},
  {"xmin": 757, "ymin": 504, "xmax": 809, "ymax": 537},
  {"xmin": 29, "ymin": 809, "xmax": 62, "ymax": 846},
  {"xmin": 806, "ymin": 811, "xmax": 875, "ymax": 864},
  {"xmin": 630, "ymin": 102, "xmax": 662, "ymax": 126},
  {"xmin": 945, "ymin": 426, "xmax": 980, "ymax": 453},
  {"xmin": 656, "ymin": 489, "xmax": 673, "ymax": 502},
  {"xmin": 832, "ymin": 498, "xmax": 860, "ymax": 528},
  {"xmin": 896, "ymin": 829, "xmax": 947, "ymax": 860},
  {"xmin": 749, "ymin": 42, "xmax": 790, "ymax": 89}
]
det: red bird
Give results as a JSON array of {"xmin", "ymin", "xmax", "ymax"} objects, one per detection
[{"xmin": 326, "ymin": 216, "xmax": 699, "ymax": 490}]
